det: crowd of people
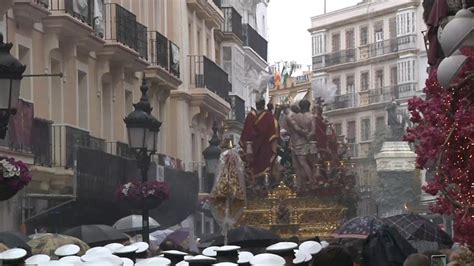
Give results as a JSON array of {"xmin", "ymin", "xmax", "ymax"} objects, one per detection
[{"xmin": 0, "ymin": 233, "xmax": 473, "ymax": 266}]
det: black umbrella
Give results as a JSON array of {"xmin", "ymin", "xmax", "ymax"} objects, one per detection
[
  {"xmin": 62, "ymin": 224, "xmax": 129, "ymax": 247},
  {"xmin": 0, "ymin": 231, "xmax": 31, "ymax": 252},
  {"xmin": 381, "ymin": 213, "xmax": 453, "ymax": 248},
  {"xmin": 207, "ymin": 226, "xmax": 280, "ymax": 247}
]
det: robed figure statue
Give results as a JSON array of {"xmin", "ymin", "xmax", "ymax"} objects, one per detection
[{"xmin": 239, "ymin": 99, "xmax": 279, "ymax": 189}]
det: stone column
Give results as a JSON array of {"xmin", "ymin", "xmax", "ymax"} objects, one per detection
[{"xmin": 374, "ymin": 141, "xmax": 418, "ymax": 217}]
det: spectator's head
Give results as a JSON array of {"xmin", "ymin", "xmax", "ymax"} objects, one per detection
[
  {"xmin": 256, "ymin": 99, "xmax": 266, "ymax": 110},
  {"xmin": 298, "ymin": 99, "xmax": 311, "ymax": 113},
  {"xmin": 312, "ymin": 245, "xmax": 353, "ymax": 266},
  {"xmin": 403, "ymin": 253, "xmax": 430, "ymax": 266}
]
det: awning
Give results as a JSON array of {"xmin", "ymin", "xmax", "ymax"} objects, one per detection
[{"xmin": 293, "ymin": 90, "xmax": 308, "ymax": 103}]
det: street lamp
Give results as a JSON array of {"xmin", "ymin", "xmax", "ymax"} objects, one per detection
[
  {"xmin": 123, "ymin": 75, "xmax": 161, "ymax": 245},
  {"xmin": 0, "ymin": 33, "xmax": 26, "ymax": 139},
  {"xmin": 202, "ymin": 121, "xmax": 221, "ymax": 192}
]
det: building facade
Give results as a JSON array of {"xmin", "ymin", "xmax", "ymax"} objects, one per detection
[
  {"xmin": 0, "ymin": 0, "xmax": 268, "ymax": 235},
  {"xmin": 308, "ymin": 0, "xmax": 429, "ymax": 217}
]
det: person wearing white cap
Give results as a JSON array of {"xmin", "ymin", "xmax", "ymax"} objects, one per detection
[
  {"xmin": 161, "ymin": 250, "xmax": 188, "ymax": 265},
  {"xmin": 25, "ymin": 254, "xmax": 51, "ymax": 266},
  {"xmin": 58, "ymin": 255, "xmax": 82, "ymax": 266},
  {"xmin": 249, "ymin": 253, "xmax": 285, "ymax": 266},
  {"xmin": 104, "ymin": 243, "xmax": 124, "ymax": 253},
  {"xmin": 265, "ymin": 242, "xmax": 298, "ymax": 265},
  {"xmin": 185, "ymin": 255, "xmax": 216, "ymax": 266},
  {"xmin": 113, "ymin": 245, "xmax": 138, "ymax": 263},
  {"xmin": 214, "ymin": 246, "xmax": 240, "ymax": 264},
  {"xmin": 293, "ymin": 250, "xmax": 312, "ymax": 266},
  {"xmin": 202, "ymin": 246, "xmax": 218, "ymax": 257},
  {"xmin": 0, "ymin": 248, "xmax": 28, "ymax": 265},
  {"xmin": 237, "ymin": 251, "xmax": 253, "ymax": 266},
  {"xmin": 130, "ymin": 242, "xmax": 149, "ymax": 259},
  {"xmin": 55, "ymin": 244, "xmax": 81, "ymax": 259},
  {"xmin": 135, "ymin": 256, "xmax": 171, "ymax": 266}
]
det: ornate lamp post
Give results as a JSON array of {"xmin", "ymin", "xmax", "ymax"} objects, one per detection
[
  {"xmin": 124, "ymin": 75, "xmax": 161, "ymax": 244},
  {"xmin": 202, "ymin": 121, "xmax": 221, "ymax": 192},
  {"xmin": 0, "ymin": 33, "xmax": 26, "ymax": 139}
]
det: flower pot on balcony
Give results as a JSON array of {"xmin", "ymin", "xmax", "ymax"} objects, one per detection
[
  {"xmin": 0, "ymin": 183, "xmax": 18, "ymax": 201},
  {"xmin": 129, "ymin": 197, "xmax": 165, "ymax": 210}
]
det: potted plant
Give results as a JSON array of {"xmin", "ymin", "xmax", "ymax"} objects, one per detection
[
  {"xmin": 116, "ymin": 180, "xmax": 170, "ymax": 210},
  {"xmin": 0, "ymin": 156, "xmax": 31, "ymax": 201}
]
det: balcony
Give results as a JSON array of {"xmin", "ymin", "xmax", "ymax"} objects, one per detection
[
  {"xmin": 222, "ymin": 7, "xmax": 243, "ymax": 42},
  {"xmin": 13, "ymin": 0, "xmax": 50, "ymax": 25},
  {"xmin": 312, "ymin": 48, "xmax": 356, "ymax": 69},
  {"xmin": 328, "ymin": 93, "xmax": 358, "ymax": 110},
  {"xmin": 99, "ymin": 3, "xmax": 148, "ymax": 70},
  {"xmin": 359, "ymin": 38, "xmax": 398, "ymax": 60},
  {"xmin": 397, "ymin": 82, "xmax": 417, "ymax": 99},
  {"xmin": 228, "ymin": 95, "xmax": 245, "ymax": 124},
  {"xmin": 32, "ymin": 118, "xmax": 53, "ymax": 167},
  {"xmin": 44, "ymin": 0, "xmax": 104, "ymax": 51},
  {"xmin": 190, "ymin": 55, "xmax": 231, "ymax": 101},
  {"xmin": 397, "ymin": 34, "xmax": 417, "ymax": 52},
  {"xmin": 242, "ymin": 23, "xmax": 268, "ymax": 61},
  {"xmin": 189, "ymin": 55, "xmax": 231, "ymax": 118},
  {"xmin": 146, "ymin": 31, "xmax": 182, "ymax": 89},
  {"xmin": 187, "ymin": 0, "xmax": 224, "ymax": 28},
  {"xmin": 51, "ymin": 125, "xmax": 105, "ymax": 169}
]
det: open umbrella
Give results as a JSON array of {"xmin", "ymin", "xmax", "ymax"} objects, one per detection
[
  {"xmin": 0, "ymin": 231, "xmax": 31, "ymax": 251},
  {"xmin": 27, "ymin": 233, "xmax": 89, "ymax": 257},
  {"xmin": 333, "ymin": 216, "xmax": 383, "ymax": 239},
  {"xmin": 381, "ymin": 213, "xmax": 453, "ymax": 248},
  {"xmin": 113, "ymin": 215, "xmax": 160, "ymax": 234},
  {"xmin": 62, "ymin": 224, "xmax": 129, "ymax": 247}
]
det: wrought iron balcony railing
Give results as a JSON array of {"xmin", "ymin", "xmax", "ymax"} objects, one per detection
[
  {"xmin": 50, "ymin": 0, "xmax": 94, "ymax": 27},
  {"xmin": 32, "ymin": 118, "xmax": 53, "ymax": 167},
  {"xmin": 242, "ymin": 23, "xmax": 268, "ymax": 61},
  {"xmin": 229, "ymin": 95, "xmax": 245, "ymax": 123},
  {"xmin": 169, "ymin": 41, "xmax": 180, "ymax": 78},
  {"xmin": 397, "ymin": 82, "xmax": 418, "ymax": 99},
  {"xmin": 149, "ymin": 31, "xmax": 169, "ymax": 70},
  {"xmin": 51, "ymin": 125, "xmax": 107, "ymax": 169},
  {"xmin": 328, "ymin": 93, "xmax": 358, "ymax": 110},
  {"xmin": 189, "ymin": 55, "xmax": 231, "ymax": 101},
  {"xmin": 312, "ymin": 48, "xmax": 356, "ymax": 69},
  {"xmin": 222, "ymin": 7, "xmax": 243, "ymax": 42},
  {"xmin": 103, "ymin": 3, "xmax": 148, "ymax": 59}
]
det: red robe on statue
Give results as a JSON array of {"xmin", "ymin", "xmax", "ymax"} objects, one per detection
[{"xmin": 239, "ymin": 110, "xmax": 279, "ymax": 179}]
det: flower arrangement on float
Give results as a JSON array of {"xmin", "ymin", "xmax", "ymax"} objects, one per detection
[
  {"xmin": 116, "ymin": 180, "xmax": 170, "ymax": 209},
  {"xmin": 0, "ymin": 156, "xmax": 31, "ymax": 201}
]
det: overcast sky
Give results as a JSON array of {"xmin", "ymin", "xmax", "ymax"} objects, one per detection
[{"xmin": 267, "ymin": 0, "xmax": 361, "ymax": 71}]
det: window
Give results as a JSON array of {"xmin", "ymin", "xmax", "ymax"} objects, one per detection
[
  {"xmin": 332, "ymin": 32, "xmax": 340, "ymax": 52},
  {"xmin": 397, "ymin": 10, "xmax": 416, "ymax": 36},
  {"xmin": 397, "ymin": 58, "xmax": 416, "ymax": 83},
  {"xmin": 51, "ymin": 58, "xmax": 62, "ymax": 123},
  {"xmin": 312, "ymin": 33, "xmax": 326, "ymax": 56},
  {"xmin": 345, "ymin": 28, "xmax": 355, "ymax": 49},
  {"xmin": 360, "ymin": 72, "xmax": 369, "ymax": 91},
  {"xmin": 390, "ymin": 66, "xmax": 398, "ymax": 85},
  {"xmin": 376, "ymin": 116, "xmax": 385, "ymax": 131},
  {"xmin": 374, "ymin": 21, "xmax": 384, "ymax": 42},
  {"xmin": 360, "ymin": 26, "xmax": 368, "ymax": 46},
  {"xmin": 334, "ymin": 123, "xmax": 342, "ymax": 136},
  {"xmin": 103, "ymin": 82, "xmax": 113, "ymax": 140},
  {"xmin": 347, "ymin": 121, "xmax": 356, "ymax": 142},
  {"xmin": 389, "ymin": 17, "xmax": 397, "ymax": 39},
  {"xmin": 18, "ymin": 45, "xmax": 32, "ymax": 101},
  {"xmin": 346, "ymin": 74, "xmax": 355, "ymax": 94},
  {"xmin": 332, "ymin": 77, "xmax": 341, "ymax": 95},
  {"xmin": 78, "ymin": 70, "xmax": 88, "ymax": 129},
  {"xmin": 361, "ymin": 118, "xmax": 371, "ymax": 141},
  {"xmin": 375, "ymin": 69, "xmax": 384, "ymax": 88}
]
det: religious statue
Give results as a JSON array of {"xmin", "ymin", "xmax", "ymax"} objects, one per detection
[
  {"xmin": 387, "ymin": 98, "xmax": 399, "ymax": 127},
  {"xmin": 284, "ymin": 99, "xmax": 316, "ymax": 192},
  {"xmin": 239, "ymin": 99, "xmax": 279, "ymax": 191}
]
